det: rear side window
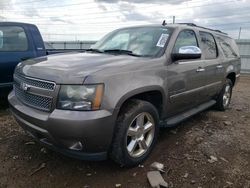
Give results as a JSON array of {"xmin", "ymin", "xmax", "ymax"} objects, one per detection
[
  {"xmin": 217, "ymin": 36, "xmax": 238, "ymax": 58},
  {"xmin": 199, "ymin": 32, "xmax": 217, "ymax": 59},
  {"xmin": 173, "ymin": 30, "xmax": 198, "ymax": 53},
  {"xmin": 0, "ymin": 26, "xmax": 28, "ymax": 52}
]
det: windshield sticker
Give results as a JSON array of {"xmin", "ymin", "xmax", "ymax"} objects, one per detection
[{"xmin": 156, "ymin": 34, "xmax": 169, "ymax": 47}]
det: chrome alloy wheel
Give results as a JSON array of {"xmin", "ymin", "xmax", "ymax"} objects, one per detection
[
  {"xmin": 223, "ymin": 85, "xmax": 231, "ymax": 107},
  {"xmin": 126, "ymin": 112, "xmax": 155, "ymax": 158}
]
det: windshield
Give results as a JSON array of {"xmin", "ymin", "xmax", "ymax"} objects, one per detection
[{"xmin": 91, "ymin": 26, "xmax": 172, "ymax": 57}]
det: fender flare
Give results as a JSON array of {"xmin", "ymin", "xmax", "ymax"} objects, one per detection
[{"xmin": 114, "ymin": 85, "xmax": 166, "ymax": 112}]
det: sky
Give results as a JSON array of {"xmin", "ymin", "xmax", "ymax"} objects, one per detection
[{"xmin": 0, "ymin": 0, "xmax": 250, "ymax": 41}]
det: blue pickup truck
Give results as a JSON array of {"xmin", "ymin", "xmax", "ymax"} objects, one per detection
[
  {"xmin": 0, "ymin": 22, "xmax": 47, "ymax": 98},
  {"xmin": 0, "ymin": 22, "xmax": 87, "ymax": 100}
]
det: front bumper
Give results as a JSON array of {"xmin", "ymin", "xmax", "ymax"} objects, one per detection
[{"xmin": 8, "ymin": 91, "xmax": 116, "ymax": 161}]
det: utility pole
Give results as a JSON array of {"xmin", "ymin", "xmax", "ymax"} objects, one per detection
[
  {"xmin": 238, "ymin": 27, "xmax": 242, "ymax": 39},
  {"xmin": 173, "ymin": 16, "xmax": 175, "ymax": 24}
]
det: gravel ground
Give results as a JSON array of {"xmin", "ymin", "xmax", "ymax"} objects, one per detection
[{"xmin": 0, "ymin": 76, "xmax": 250, "ymax": 188}]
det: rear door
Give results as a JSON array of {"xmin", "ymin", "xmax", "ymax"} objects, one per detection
[
  {"xmin": 198, "ymin": 31, "xmax": 223, "ymax": 99},
  {"xmin": 0, "ymin": 25, "xmax": 35, "ymax": 87},
  {"xmin": 167, "ymin": 29, "xmax": 207, "ymax": 116},
  {"xmin": 216, "ymin": 35, "xmax": 241, "ymax": 76}
]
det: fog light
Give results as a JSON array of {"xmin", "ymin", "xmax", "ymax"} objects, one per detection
[{"xmin": 69, "ymin": 141, "xmax": 83, "ymax": 151}]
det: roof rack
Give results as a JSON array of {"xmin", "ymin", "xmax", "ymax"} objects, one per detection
[
  {"xmin": 175, "ymin": 22, "xmax": 228, "ymax": 35},
  {"xmin": 177, "ymin": 23, "xmax": 197, "ymax": 27}
]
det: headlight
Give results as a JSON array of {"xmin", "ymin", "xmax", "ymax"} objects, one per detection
[{"xmin": 57, "ymin": 84, "xmax": 104, "ymax": 111}]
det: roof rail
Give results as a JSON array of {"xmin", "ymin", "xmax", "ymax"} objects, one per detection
[
  {"xmin": 176, "ymin": 22, "xmax": 228, "ymax": 35},
  {"xmin": 177, "ymin": 23, "xmax": 197, "ymax": 27}
]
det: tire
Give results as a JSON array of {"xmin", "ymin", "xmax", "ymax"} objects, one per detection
[
  {"xmin": 110, "ymin": 99, "xmax": 159, "ymax": 167},
  {"xmin": 215, "ymin": 79, "xmax": 233, "ymax": 111}
]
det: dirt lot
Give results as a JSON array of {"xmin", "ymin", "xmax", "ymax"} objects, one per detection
[{"xmin": 0, "ymin": 76, "xmax": 250, "ymax": 188}]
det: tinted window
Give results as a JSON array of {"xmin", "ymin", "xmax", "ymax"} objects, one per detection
[
  {"xmin": 199, "ymin": 32, "xmax": 217, "ymax": 59},
  {"xmin": 217, "ymin": 36, "xmax": 238, "ymax": 58},
  {"xmin": 173, "ymin": 30, "xmax": 198, "ymax": 53},
  {"xmin": 0, "ymin": 26, "xmax": 28, "ymax": 52}
]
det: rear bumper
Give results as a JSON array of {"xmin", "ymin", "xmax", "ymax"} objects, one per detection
[{"xmin": 8, "ymin": 91, "xmax": 117, "ymax": 161}]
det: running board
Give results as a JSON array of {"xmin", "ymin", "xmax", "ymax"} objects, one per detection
[{"xmin": 159, "ymin": 100, "xmax": 216, "ymax": 128}]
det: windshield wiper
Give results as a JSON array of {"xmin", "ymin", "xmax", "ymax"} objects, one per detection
[
  {"xmin": 85, "ymin": 48, "xmax": 104, "ymax": 53},
  {"xmin": 103, "ymin": 49, "xmax": 142, "ymax": 57}
]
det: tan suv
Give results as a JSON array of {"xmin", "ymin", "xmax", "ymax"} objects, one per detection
[{"xmin": 9, "ymin": 23, "xmax": 241, "ymax": 166}]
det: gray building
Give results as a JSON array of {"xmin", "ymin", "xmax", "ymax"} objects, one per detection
[{"xmin": 236, "ymin": 39, "xmax": 250, "ymax": 73}]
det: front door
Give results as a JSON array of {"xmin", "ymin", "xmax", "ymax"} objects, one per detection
[
  {"xmin": 166, "ymin": 29, "xmax": 207, "ymax": 117},
  {"xmin": 198, "ymin": 31, "xmax": 223, "ymax": 99}
]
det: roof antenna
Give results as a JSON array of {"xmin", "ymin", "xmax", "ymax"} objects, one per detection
[{"xmin": 162, "ymin": 20, "xmax": 166, "ymax": 26}]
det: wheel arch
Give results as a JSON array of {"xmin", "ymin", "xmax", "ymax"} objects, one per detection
[
  {"xmin": 115, "ymin": 86, "xmax": 166, "ymax": 119},
  {"xmin": 226, "ymin": 72, "xmax": 236, "ymax": 86}
]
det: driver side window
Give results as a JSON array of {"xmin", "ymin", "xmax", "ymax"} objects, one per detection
[{"xmin": 173, "ymin": 30, "xmax": 198, "ymax": 53}]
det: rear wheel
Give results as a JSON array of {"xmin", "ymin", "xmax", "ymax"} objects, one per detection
[
  {"xmin": 215, "ymin": 79, "xmax": 233, "ymax": 111},
  {"xmin": 110, "ymin": 99, "xmax": 159, "ymax": 167}
]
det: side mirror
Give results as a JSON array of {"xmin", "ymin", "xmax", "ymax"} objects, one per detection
[{"xmin": 172, "ymin": 46, "xmax": 202, "ymax": 61}]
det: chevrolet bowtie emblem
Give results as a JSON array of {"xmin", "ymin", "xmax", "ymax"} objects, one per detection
[{"xmin": 20, "ymin": 82, "xmax": 31, "ymax": 91}]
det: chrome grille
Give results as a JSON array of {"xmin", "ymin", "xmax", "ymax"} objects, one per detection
[
  {"xmin": 14, "ymin": 74, "xmax": 55, "ymax": 91},
  {"xmin": 13, "ymin": 73, "xmax": 55, "ymax": 112},
  {"xmin": 14, "ymin": 85, "xmax": 53, "ymax": 111}
]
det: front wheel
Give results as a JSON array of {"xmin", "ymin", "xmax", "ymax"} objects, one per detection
[
  {"xmin": 110, "ymin": 99, "xmax": 159, "ymax": 167},
  {"xmin": 215, "ymin": 79, "xmax": 233, "ymax": 111}
]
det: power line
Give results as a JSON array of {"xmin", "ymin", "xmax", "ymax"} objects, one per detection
[
  {"xmin": 5, "ymin": 1, "xmax": 108, "ymax": 10},
  {"xmin": 8, "ymin": 16, "xmax": 250, "ymax": 28},
  {"xmin": 6, "ymin": 9, "xmax": 250, "ymax": 27},
  {"xmin": 3, "ymin": 2, "xmax": 248, "ymax": 31},
  {"xmin": 2, "ymin": 0, "xmax": 240, "ymax": 13},
  {"xmin": 3, "ymin": 1, "xmax": 248, "ymax": 24},
  {"xmin": 6, "ymin": 6, "xmax": 250, "ymax": 23},
  {"xmin": 2, "ymin": 0, "xmax": 218, "ymax": 9},
  {"xmin": 1, "ymin": 0, "xmax": 246, "ymax": 32},
  {"xmin": 2, "ymin": 0, "xmax": 250, "ymax": 34},
  {"xmin": 0, "ymin": 0, "xmax": 95, "ymax": 6}
]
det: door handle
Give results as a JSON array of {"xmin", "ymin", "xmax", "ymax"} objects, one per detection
[
  {"xmin": 216, "ymin": 65, "xmax": 223, "ymax": 69},
  {"xmin": 196, "ymin": 67, "xmax": 205, "ymax": 72}
]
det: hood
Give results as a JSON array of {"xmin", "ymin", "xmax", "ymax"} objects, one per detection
[{"xmin": 16, "ymin": 52, "xmax": 144, "ymax": 84}]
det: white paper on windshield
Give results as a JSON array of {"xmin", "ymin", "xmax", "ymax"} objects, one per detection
[{"xmin": 156, "ymin": 34, "xmax": 169, "ymax": 47}]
